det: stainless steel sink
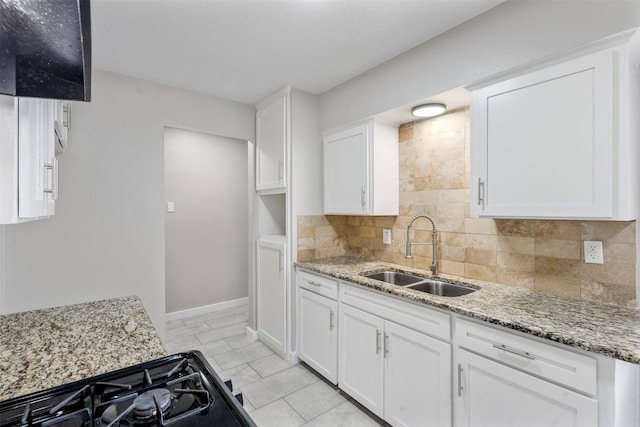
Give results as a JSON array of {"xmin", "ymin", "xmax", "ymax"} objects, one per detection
[
  {"xmin": 362, "ymin": 270, "xmax": 424, "ymax": 286},
  {"xmin": 362, "ymin": 270, "xmax": 477, "ymax": 297},
  {"xmin": 407, "ymin": 280, "xmax": 476, "ymax": 297}
]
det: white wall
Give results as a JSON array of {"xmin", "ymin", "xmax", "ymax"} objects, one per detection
[
  {"xmin": 320, "ymin": 0, "xmax": 640, "ymax": 130},
  {"xmin": 164, "ymin": 128, "xmax": 248, "ymax": 314},
  {"xmin": 0, "ymin": 70, "xmax": 255, "ymax": 340}
]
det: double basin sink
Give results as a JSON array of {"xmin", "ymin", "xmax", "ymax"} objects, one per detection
[{"xmin": 362, "ymin": 270, "xmax": 477, "ymax": 297}]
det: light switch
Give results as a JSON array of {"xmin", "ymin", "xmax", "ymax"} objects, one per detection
[
  {"xmin": 382, "ymin": 229, "xmax": 391, "ymax": 245},
  {"xmin": 167, "ymin": 202, "xmax": 175, "ymax": 213}
]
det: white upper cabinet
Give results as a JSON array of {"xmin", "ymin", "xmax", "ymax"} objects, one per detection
[
  {"xmin": 323, "ymin": 118, "xmax": 398, "ymax": 215},
  {"xmin": 470, "ymin": 31, "xmax": 639, "ymax": 220},
  {"xmin": 0, "ymin": 96, "xmax": 63, "ymax": 224},
  {"xmin": 256, "ymin": 89, "xmax": 288, "ymax": 192}
]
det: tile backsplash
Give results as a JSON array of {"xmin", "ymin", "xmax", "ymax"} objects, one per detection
[{"xmin": 298, "ymin": 108, "xmax": 636, "ymax": 308}]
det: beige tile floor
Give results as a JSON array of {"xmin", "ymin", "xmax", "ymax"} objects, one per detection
[{"xmin": 164, "ymin": 303, "xmax": 386, "ymax": 427}]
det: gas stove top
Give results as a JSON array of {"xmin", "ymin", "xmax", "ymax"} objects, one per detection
[{"xmin": 0, "ymin": 352, "xmax": 256, "ymax": 427}]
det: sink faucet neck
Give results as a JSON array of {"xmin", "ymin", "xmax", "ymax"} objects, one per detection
[{"xmin": 405, "ymin": 214, "xmax": 438, "ymax": 276}]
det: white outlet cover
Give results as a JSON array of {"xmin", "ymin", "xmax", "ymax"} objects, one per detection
[
  {"xmin": 584, "ymin": 241, "xmax": 604, "ymax": 264},
  {"xmin": 382, "ymin": 229, "xmax": 391, "ymax": 245}
]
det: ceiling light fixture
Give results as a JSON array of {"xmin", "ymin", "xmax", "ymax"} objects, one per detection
[{"xmin": 411, "ymin": 103, "xmax": 447, "ymax": 118}]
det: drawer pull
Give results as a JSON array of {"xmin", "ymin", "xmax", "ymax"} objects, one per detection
[
  {"xmin": 307, "ymin": 281, "xmax": 322, "ymax": 287},
  {"xmin": 493, "ymin": 343, "xmax": 536, "ymax": 360},
  {"xmin": 457, "ymin": 364, "xmax": 464, "ymax": 397},
  {"xmin": 375, "ymin": 330, "xmax": 381, "ymax": 355}
]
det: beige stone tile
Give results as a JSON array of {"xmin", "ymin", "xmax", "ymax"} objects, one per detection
[
  {"xmin": 357, "ymin": 226, "xmax": 375, "ymax": 238},
  {"xmin": 440, "ymin": 232, "xmax": 466, "ymax": 247},
  {"xmin": 297, "ymin": 216, "xmax": 314, "ymax": 227},
  {"xmin": 316, "ymin": 247, "xmax": 346, "ymax": 259},
  {"xmin": 604, "ymin": 242, "xmax": 636, "ymax": 264},
  {"xmin": 465, "ymin": 234, "xmax": 497, "ymax": 251},
  {"xmin": 464, "ymin": 263, "xmax": 497, "ymax": 282},
  {"xmin": 534, "ymin": 275, "xmax": 580, "ymax": 298},
  {"xmin": 465, "ymin": 248, "xmax": 496, "ymax": 267},
  {"xmin": 297, "ymin": 249, "xmax": 315, "ymax": 262},
  {"xmin": 438, "ymin": 189, "xmax": 466, "ymax": 204},
  {"xmin": 441, "ymin": 246, "xmax": 466, "ymax": 262},
  {"xmin": 398, "ymin": 123, "xmax": 414, "ymax": 143},
  {"xmin": 311, "ymin": 215, "xmax": 330, "ymax": 226},
  {"xmin": 297, "ymin": 237, "xmax": 316, "ymax": 250},
  {"xmin": 533, "ymin": 220, "xmax": 580, "ymax": 240},
  {"xmin": 496, "ymin": 268, "xmax": 535, "ymax": 289},
  {"xmin": 464, "ymin": 218, "xmax": 497, "ymax": 235},
  {"xmin": 581, "ymin": 262, "xmax": 635, "ymax": 286},
  {"xmin": 534, "ymin": 239, "xmax": 581, "ymax": 260},
  {"xmin": 297, "ymin": 226, "xmax": 315, "ymax": 239},
  {"xmin": 495, "ymin": 219, "xmax": 535, "ymax": 237},
  {"xmin": 440, "ymin": 260, "xmax": 465, "ymax": 277},
  {"xmin": 534, "ymin": 256, "xmax": 581, "ymax": 278},
  {"xmin": 581, "ymin": 221, "xmax": 635, "ymax": 244},
  {"xmin": 315, "ymin": 225, "xmax": 335, "ymax": 237},
  {"xmin": 316, "ymin": 235, "xmax": 341, "ymax": 249},
  {"xmin": 581, "ymin": 280, "xmax": 636, "ymax": 308},
  {"xmin": 436, "ymin": 203, "xmax": 465, "ymax": 219},
  {"xmin": 374, "ymin": 216, "xmax": 396, "ymax": 228},
  {"xmin": 436, "ymin": 217, "xmax": 465, "ymax": 233},
  {"xmin": 496, "ymin": 236, "xmax": 535, "ymax": 255},
  {"xmin": 497, "ymin": 252, "xmax": 534, "ymax": 273}
]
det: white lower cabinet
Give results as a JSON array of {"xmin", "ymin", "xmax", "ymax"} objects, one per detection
[
  {"xmin": 297, "ymin": 288, "xmax": 338, "ymax": 383},
  {"xmin": 256, "ymin": 239, "xmax": 286, "ymax": 354},
  {"xmin": 454, "ymin": 317, "xmax": 599, "ymax": 427},
  {"xmin": 455, "ymin": 349, "xmax": 597, "ymax": 427},
  {"xmin": 338, "ymin": 284, "xmax": 452, "ymax": 426},
  {"xmin": 384, "ymin": 320, "xmax": 452, "ymax": 427},
  {"xmin": 338, "ymin": 303, "xmax": 385, "ymax": 417}
]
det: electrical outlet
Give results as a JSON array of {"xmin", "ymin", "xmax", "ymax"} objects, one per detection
[
  {"xmin": 584, "ymin": 241, "xmax": 604, "ymax": 264},
  {"xmin": 382, "ymin": 229, "xmax": 391, "ymax": 245}
]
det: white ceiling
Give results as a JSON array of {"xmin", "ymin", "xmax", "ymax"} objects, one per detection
[{"xmin": 91, "ymin": 0, "xmax": 502, "ymax": 106}]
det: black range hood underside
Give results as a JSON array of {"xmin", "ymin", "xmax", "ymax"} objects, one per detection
[{"xmin": 0, "ymin": 0, "xmax": 91, "ymax": 101}]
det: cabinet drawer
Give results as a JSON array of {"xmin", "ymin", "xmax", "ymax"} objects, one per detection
[
  {"xmin": 297, "ymin": 270, "xmax": 339, "ymax": 300},
  {"xmin": 456, "ymin": 318, "xmax": 597, "ymax": 395},
  {"xmin": 339, "ymin": 283, "xmax": 450, "ymax": 342}
]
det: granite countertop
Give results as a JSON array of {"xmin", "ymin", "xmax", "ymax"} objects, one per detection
[
  {"xmin": 0, "ymin": 296, "xmax": 167, "ymax": 402},
  {"xmin": 296, "ymin": 257, "xmax": 640, "ymax": 365}
]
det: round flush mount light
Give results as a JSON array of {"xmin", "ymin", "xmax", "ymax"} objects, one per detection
[{"xmin": 411, "ymin": 103, "xmax": 447, "ymax": 118}]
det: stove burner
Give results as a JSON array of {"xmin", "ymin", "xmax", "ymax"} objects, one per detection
[{"xmin": 131, "ymin": 389, "xmax": 173, "ymax": 420}]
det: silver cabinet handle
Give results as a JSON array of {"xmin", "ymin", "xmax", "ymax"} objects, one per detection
[
  {"xmin": 493, "ymin": 343, "xmax": 536, "ymax": 360},
  {"xmin": 278, "ymin": 160, "xmax": 284, "ymax": 182},
  {"xmin": 278, "ymin": 251, "xmax": 284, "ymax": 272},
  {"xmin": 329, "ymin": 310, "xmax": 334, "ymax": 331},
  {"xmin": 477, "ymin": 178, "xmax": 485, "ymax": 207},
  {"xmin": 62, "ymin": 103, "xmax": 70, "ymax": 130},
  {"xmin": 383, "ymin": 333, "xmax": 389, "ymax": 358},
  {"xmin": 360, "ymin": 187, "xmax": 366, "ymax": 210},
  {"xmin": 457, "ymin": 364, "xmax": 464, "ymax": 397},
  {"xmin": 307, "ymin": 281, "xmax": 322, "ymax": 287},
  {"xmin": 43, "ymin": 158, "xmax": 58, "ymax": 200},
  {"xmin": 375, "ymin": 330, "xmax": 381, "ymax": 355}
]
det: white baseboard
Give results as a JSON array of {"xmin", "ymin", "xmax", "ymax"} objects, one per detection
[
  {"xmin": 165, "ymin": 297, "xmax": 248, "ymax": 322},
  {"xmin": 245, "ymin": 326, "xmax": 258, "ymax": 341}
]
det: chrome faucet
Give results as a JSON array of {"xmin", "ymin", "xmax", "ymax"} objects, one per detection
[{"xmin": 405, "ymin": 214, "xmax": 438, "ymax": 276}]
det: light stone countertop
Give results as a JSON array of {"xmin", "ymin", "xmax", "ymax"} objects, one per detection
[
  {"xmin": 0, "ymin": 296, "xmax": 167, "ymax": 402},
  {"xmin": 296, "ymin": 257, "xmax": 640, "ymax": 365}
]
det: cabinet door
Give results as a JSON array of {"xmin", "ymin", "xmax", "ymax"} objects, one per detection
[
  {"xmin": 256, "ymin": 95, "xmax": 287, "ymax": 191},
  {"xmin": 338, "ymin": 303, "xmax": 384, "ymax": 418},
  {"xmin": 384, "ymin": 321, "xmax": 452, "ymax": 427},
  {"xmin": 455, "ymin": 349, "xmax": 597, "ymax": 427},
  {"xmin": 324, "ymin": 123, "xmax": 368, "ymax": 214},
  {"xmin": 18, "ymin": 98, "xmax": 56, "ymax": 219},
  {"xmin": 256, "ymin": 240, "xmax": 286, "ymax": 353},
  {"xmin": 297, "ymin": 288, "xmax": 338, "ymax": 384},
  {"xmin": 471, "ymin": 49, "xmax": 615, "ymax": 219}
]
